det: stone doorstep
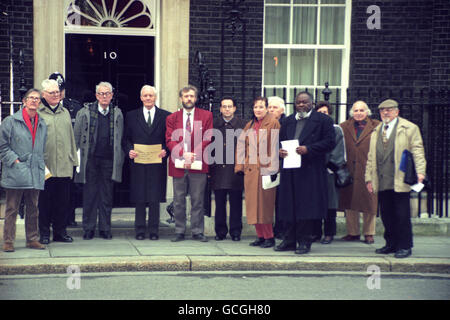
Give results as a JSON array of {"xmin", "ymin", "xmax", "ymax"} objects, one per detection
[{"xmin": 0, "ymin": 256, "xmax": 449, "ymax": 275}]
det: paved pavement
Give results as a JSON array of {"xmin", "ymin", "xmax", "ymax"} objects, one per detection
[{"xmin": 1, "ymin": 212, "xmax": 449, "ymax": 275}]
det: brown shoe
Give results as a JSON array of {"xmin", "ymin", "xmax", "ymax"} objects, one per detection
[
  {"xmin": 341, "ymin": 234, "xmax": 360, "ymax": 241},
  {"xmin": 3, "ymin": 243, "xmax": 15, "ymax": 252},
  {"xmin": 364, "ymin": 235, "xmax": 375, "ymax": 244},
  {"xmin": 26, "ymin": 241, "xmax": 46, "ymax": 250}
]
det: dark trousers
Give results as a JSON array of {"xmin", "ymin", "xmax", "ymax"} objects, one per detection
[
  {"xmin": 38, "ymin": 177, "xmax": 71, "ymax": 238},
  {"xmin": 135, "ymin": 201, "xmax": 160, "ymax": 236},
  {"xmin": 273, "ymin": 188, "xmax": 285, "ymax": 237},
  {"xmin": 313, "ymin": 209, "xmax": 337, "ymax": 238},
  {"xmin": 283, "ymin": 219, "xmax": 315, "ymax": 246},
  {"xmin": 214, "ymin": 189, "xmax": 243, "ymax": 238},
  {"xmin": 83, "ymin": 157, "xmax": 114, "ymax": 233},
  {"xmin": 378, "ymin": 190, "xmax": 413, "ymax": 250}
]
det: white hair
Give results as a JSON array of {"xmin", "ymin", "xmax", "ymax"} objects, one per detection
[
  {"xmin": 140, "ymin": 85, "xmax": 157, "ymax": 96},
  {"xmin": 96, "ymin": 81, "xmax": 113, "ymax": 93},
  {"xmin": 349, "ymin": 100, "xmax": 372, "ymax": 117},
  {"xmin": 41, "ymin": 79, "xmax": 59, "ymax": 92},
  {"xmin": 267, "ymin": 96, "xmax": 285, "ymax": 111}
]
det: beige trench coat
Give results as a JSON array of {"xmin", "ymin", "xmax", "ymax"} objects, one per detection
[
  {"xmin": 235, "ymin": 113, "xmax": 280, "ymax": 225},
  {"xmin": 365, "ymin": 117, "xmax": 426, "ymax": 193},
  {"xmin": 339, "ymin": 117, "xmax": 380, "ymax": 215}
]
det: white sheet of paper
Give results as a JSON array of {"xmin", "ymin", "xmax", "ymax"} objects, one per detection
[
  {"xmin": 281, "ymin": 140, "xmax": 301, "ymax": 169},
  {"xmin": 411, "ymin": 182, "xmax": 424, "ymax": 192},
  {"xmin": 262, "ymin": 174, "xmax": 280, "ymax": 190}
]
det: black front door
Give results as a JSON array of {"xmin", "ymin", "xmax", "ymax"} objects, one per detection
[{"xmin": 65, "ymin": 34, "xmax": 155, "ymax": 207}]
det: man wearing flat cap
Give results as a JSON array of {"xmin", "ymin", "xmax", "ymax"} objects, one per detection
[
  {"xmin": 49, "ymin": 72, "xmax": 82, "ymax": 228},
  {"xmin": 365, "ymin": 99, "xmax": 426, "ymax": 258}
]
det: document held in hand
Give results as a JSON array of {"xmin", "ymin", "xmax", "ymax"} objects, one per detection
[
  {"xmin": 174, "ymin": 158, "xmax": 203, "ymax": 170},
  {"xmin": 134, "ymin": 144, "xmax": 163, "ymax": 164},
  {"xmin": 262, "ymin": 173, "xmax": 280, "ymax": 190},
  {"xmin": 281, "ymin": 140, "xmax": 301, "ymax": 168}
]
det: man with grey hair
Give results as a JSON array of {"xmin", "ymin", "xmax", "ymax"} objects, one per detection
[
  {"xmin": 74, "ymin": 81, "xmax": 124, "ymax": 240},
  {"xmin": 38, "ymin": 79, "xmax": 78, "ymax": 244},
  {"xmin": 366, "ymin": 99, "xmax": 426, "ymax": 258},
  {"xmin": 268, "ymin": 96, "xmax": 285, "ymax": 122},
  {"xmin": 122, "ymin": 85, "xmax": 171, "ymax": 240}
]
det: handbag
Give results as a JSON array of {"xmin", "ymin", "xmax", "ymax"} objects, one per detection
[{"xmin": 334, "ymin": 164, "xmax": 353, "ymax": 188}]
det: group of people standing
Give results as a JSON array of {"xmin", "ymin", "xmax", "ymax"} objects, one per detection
[{"xmin": 1, "ymin": 76, "xmax": 426, "ymax": 259}]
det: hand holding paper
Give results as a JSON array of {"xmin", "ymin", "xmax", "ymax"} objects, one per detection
[{"xmin": 280, "ymin": 140, "xmax": 301, "ymax": 169}]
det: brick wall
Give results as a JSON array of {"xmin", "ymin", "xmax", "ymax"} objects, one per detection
[
  {"xmin": 0, "ymin": 0, "xmax": 34, "ymax": 120},
  {"xmin": 349, "ymin": 0, "xmax": 449, "ymax": 101},
  {"xmin": 189, "ymin": 0, "xmax": 264, "ymax": 121}
]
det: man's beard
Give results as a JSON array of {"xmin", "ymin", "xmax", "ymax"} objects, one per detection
[{"xmin": 182, "ymin": 102, "xmax": 195, "ymax": 110}]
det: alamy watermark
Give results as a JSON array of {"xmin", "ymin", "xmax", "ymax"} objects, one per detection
[
  {"xmin": 66, "ymin": 265, "xmax": 81, "ymax": 290},
  {"xmin": 366, "ymin": 265, "xmax": 381, "ymax": 290},
  {"xmin": 367, "ymin": 5, "xmax": 381, "ymax": 30}
]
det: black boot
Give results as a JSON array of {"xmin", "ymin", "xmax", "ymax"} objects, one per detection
[{"xmin": 249, "ymin": 237, "xmax": 265, "ymax": 246}]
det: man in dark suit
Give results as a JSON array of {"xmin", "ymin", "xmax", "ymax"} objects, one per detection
[
  {"xmin": 122, "ymin": 85, "xmax": 171, "ymax": 240},
  {"xmin": 166, "ymin": 85, "xmax": 213, "ymax": 242},
  {"xmin": 210, "ymin": 97, "xmax": 246, "ymax": 241},
  {"xmin": 276, "ymin": 91, "xmax": 335, "ymax": 254}
]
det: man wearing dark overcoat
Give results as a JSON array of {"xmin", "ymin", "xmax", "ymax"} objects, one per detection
[
  {"xmin": 122, "ymin": 85, "xmax": 171, "ymax": 240},
  {"xmin": 210, "ymin": 97, "xmax": 246, "ymax": 241},
  {"xmin": 276, "ymin": 92, "xmax": 335, "ymax": 254}
]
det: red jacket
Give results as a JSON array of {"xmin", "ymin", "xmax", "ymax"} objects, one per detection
[{"xmin": 165, "ymin": 107, "xmax": 213, "ymax": 177}]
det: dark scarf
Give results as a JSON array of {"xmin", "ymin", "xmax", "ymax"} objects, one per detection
[
  {"xmin": 41, "ymin": 98, "xmax": 60, "ymax": 113},
  {"xmin": 88, "ymin": 102, "xmax": 115, "ymax": 149},
  {"xmin": 354, "ymin": 119, "xmax": 367, "ymax": 139}
]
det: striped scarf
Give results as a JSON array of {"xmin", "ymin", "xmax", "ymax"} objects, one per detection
[{"xmin": 88, "ymin": 102, "xmax": 115, "ymax": 152}]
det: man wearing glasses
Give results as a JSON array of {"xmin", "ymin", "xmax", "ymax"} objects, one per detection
[
  {"xmin": 365, "ymin": 99, "xmax": 426, "ymax": 258},
  {"xmin": 38, "ymin": 79, "xmax": 79, "ymax": 244},
  {"xmin": 1, "ymin": 89, "xmax": 47, "ymax": 252},
  {"xmin": 74, "ymin": 82, "xmax": 124, "ymax": 240}
]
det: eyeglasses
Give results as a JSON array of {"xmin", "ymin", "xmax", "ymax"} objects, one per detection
[
  {"xmin": 97, "ymin": 92, "xmax": 112, "ymax": 97},
  {"xmin": 27, "ymin": 96, "xmax": 40, "ymax": 101},
  {"xmin": 380, "ymin": 108, "xmax": 396, "ymax": 113},
  {"xmin": 45, "ymin": 91, "xmax": 60, "ymax": 96}
]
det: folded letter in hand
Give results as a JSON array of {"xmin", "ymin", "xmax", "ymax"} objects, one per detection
[{"xmin": 281, "ymin": 140, "xmax": 301, "ymax": 168}]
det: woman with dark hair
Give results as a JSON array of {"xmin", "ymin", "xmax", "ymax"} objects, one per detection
[{"xmin": 235, "ymin": 97, "xmax": 280, "ymax": 248}]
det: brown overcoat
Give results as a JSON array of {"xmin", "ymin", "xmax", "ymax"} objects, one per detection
[
  {"xmin": 339, "ymin": 117, "xmax": 380, "ymax": 215},
  {"xmin": 235, "ymin": 113, "xmax": 280, "ymax": 225}
]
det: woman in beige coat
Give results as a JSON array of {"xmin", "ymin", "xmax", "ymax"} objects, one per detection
[
  {"xmin": 235, "ymin": 97, "xmax": 280, "ymax": 248},
  {"xmin": 339, "ymin": 101, "xmax": 380, "ymax": 244}
]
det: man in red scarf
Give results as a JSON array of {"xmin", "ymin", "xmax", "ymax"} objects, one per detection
[{"xmin": 0, "ymin": 89, "xmax": 48, "ymax": 252}]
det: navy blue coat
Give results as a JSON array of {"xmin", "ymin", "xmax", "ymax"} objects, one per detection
[{"xmin": 278, "ymin": 110, "xmax": 335, "ymax": 221}]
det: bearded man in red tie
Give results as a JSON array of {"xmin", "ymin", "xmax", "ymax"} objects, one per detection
[{"xmin": 166, "ymin": 85, "xmax": 213, "ymax": 242}]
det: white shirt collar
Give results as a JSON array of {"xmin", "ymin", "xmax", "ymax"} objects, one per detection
[
  {"xmin": 143, "ymin": 105, "xmax": 156, "ymax": 122},
  {"xmin": 98, "ymin": 105, "xmax": 110, "ymax": 115},
  {"xmin": 383, "ymin": 117, "xmax": 398, "ymax": 139}
]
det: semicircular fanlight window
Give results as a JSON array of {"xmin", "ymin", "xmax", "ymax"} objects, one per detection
[{"xmin": 66, "ymin": 0, "xmax": 154, "ymax": 29}]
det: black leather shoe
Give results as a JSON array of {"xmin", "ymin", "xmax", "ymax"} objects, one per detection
[
  {"xmin": 311, "ymin": 235, "xmax": 321, "ymax": 242},
  {"xmin": 40, "ymin": 237, "xmax": 50, "ymax": 245},
  {"xmin": 249, "ymin": 238, "xmax": 265, "ymax": 246},
  {"xmin": 394, "ymin": 248, "xmax": 411, "ymax": 259},
  {"xmin": 295, "ymin": 244, "xmax": 311, "ymax": 254},
  {"xmin": 135, "ymin": 233, "xmax": 145, "ymax": 240},
  {"xmin": 99, "ymin": 231, "xmax": 112, "ymax": 240},
  {"xmin": 260, "ymin": 238, "xmax": 275, "ymax": 248},
  {"xmin": 215, "ymin": 235, "xmax": 226, "ymax": 241},
  {"xmin": 375, "ymin": 246, "xmax": 396, "ymax": 254},
  {"xmin": 149, "ymin": 234, "xmax": 159, "ymax": 240},
  {"xmin": 231, "ymin": 235, "xmax": 241, "ymax": 241},
  {"xmin": 83, "ymin": 231, "xmax": 94, "ymax": 240},
  {"xmin": 320, "ymin": 236, "xmax": 334, "ymax": 244},
  {"xmin": 274, "ymin": 241, "xmax": 296, "ymax": 251},
  {"xmin": 192, "ymin": 233, "xmax": 208, "ymax": 242},
  {"xmin": 171, "ymin": 234, "xmax": 185, "ymax": 242},
  {"xmin": 53, "ymin": 235, "xmax": 73, "ymax": 243}
]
